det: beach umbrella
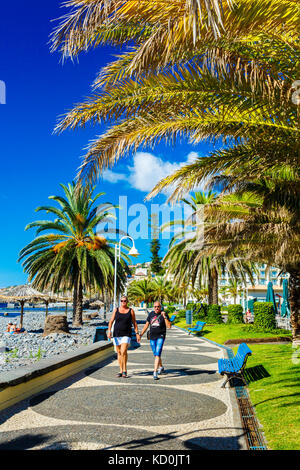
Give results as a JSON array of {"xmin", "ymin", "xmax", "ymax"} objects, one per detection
[
  {"xmin": 0, "ymin": 285, "xmax": 71, "ymax": 329},
  {"xmin": 266, "ymin": 281, "xmax": 278, "ymax": 315},
  {"xmin": 281, "ymin": 279, "xmax": 290, "ymax": 318}
]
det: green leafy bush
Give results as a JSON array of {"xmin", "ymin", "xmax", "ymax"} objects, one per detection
[
  {"xmin": 186, "ymin": 302, "xmax": 195, "ymax": 311},
  {"xmin": 173, "ymin": 310, "xmax": 186, "ymax": 323},
  {"xmin": 254, "ymin": 302, "xmax": 276, "ymax": 330},
  {"xmin": 165, "ymin": 305, "xmax": 176, "ymax": 314},
  {"xmin": 227, "ymin": 304, "xmax": 244, "ymax": 324},
  {"xmin": 194, "ymin": 303, "xmax": 208, "ymax": 320},
  {"xmin": 207, "ymin": 304, "xmax": 223, "ymax": 324}
]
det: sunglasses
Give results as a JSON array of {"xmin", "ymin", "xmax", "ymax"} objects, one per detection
[{"xmin": 121, "ymin": 300, "xmax": 128, "ymax": 302}]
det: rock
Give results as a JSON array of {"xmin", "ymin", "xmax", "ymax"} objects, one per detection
[
  {"xmin": 43, "ymin": 315, "xmax": 70, "ymax": 337},
  {"xmin": 90, "ymin": 313, "xmax": 99, "ymax": 319}
]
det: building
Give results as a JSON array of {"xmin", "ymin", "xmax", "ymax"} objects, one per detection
[{"xmin": 219, "ymin": 264, "xmax": 288, "ymax": 307}]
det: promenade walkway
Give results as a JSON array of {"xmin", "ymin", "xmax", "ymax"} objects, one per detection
[{"xmin": 0, "ymin": 309, "xmax": 247, "ymax": 450}]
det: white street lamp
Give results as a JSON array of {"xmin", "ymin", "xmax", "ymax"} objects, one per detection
[{"xmin": 113, "ymin": 236, "xmax": 140, "ymax": 309}]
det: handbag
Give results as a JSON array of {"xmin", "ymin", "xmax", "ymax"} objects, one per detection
[{"xmin": 147, "ymin": 314, "xmax": 161, "ymax": 340}]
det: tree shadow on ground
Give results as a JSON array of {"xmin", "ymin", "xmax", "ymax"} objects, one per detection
[{"xmin": 0, "ymin": 426, "xmax": 246, "ymax": 450}]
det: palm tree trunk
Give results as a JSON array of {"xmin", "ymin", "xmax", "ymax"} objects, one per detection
[
  {"xmin": 20, "ymin": 301, "xmax": 24, "ymax": 329},
  {"xmin": 208, "ymin": 267, "xmax": 218, "ymax": 305},
  {"xmin": 287, "ymin": 266, "xmax": 300, "ymax": 343},
  {"xmin": 73, "ymin": 275, "xmax": 83, "ymax": 327},
  {"xmin": 72, "ymin": 277, "xmax": 78, "ymax": 324}
]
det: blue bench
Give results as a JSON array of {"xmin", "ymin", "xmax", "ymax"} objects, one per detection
[
  {"xmin": 218, "ymin": 343, "xmax": 252, "ymax": 388},
  {"xmin": 169, "ymin": 314, "xmax": 177, "ymax": 322},
  {"xmin": 187, "ymin": 321, "xmax": 206, "ymax": 335}
]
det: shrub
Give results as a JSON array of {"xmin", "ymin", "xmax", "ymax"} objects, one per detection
[
  {"xmin": 194, "ymin": 303, "xmax": 208, "ymax": 320},
  {"xmin": 186, "ymin": 302, "xmax": 195, "ymax": 311},
  {"xmin": 165, "ymin": 305, "xmax": 176, "ymax": 314},
  {"xmin": 254, "ymin": 302, "xmax": 276, "ymax": 330},
  {"xmin": 227, "ymin": 304, "xmax": 244, "ymax": 324},
  {"xmin": 173, "ymin": 310, "xmax": 186, "ymax": 323},
  {"xmin": 207, "ymin": 304, "xmax": 223, "ymax": 324}
]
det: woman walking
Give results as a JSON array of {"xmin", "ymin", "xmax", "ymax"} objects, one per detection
[
  {"xmin": 140, "ymin": 301, "xmax": 171, "ymax": 380},
  {"xmin": 107, "ymin": 295, "xmax": 140, "ymax": 378}
]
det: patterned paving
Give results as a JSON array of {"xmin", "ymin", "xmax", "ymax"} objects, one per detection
[{"xmin": 0, "ymin": 310, "xmax": 246, "ymax": 450}]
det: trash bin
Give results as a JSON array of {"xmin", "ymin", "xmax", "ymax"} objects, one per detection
[{"xmin": 186, "ymin": 309, "xmax": 192, "ymax": 326}]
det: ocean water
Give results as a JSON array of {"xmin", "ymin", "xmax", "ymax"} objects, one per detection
[{"xmin": 0, "ymin": 308, "xmax": 73, "ymax": 318}]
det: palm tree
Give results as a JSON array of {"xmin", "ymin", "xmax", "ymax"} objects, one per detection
[
  {"xmin": 161, "ymin": 191, "xmax": 255, "ymax": 305},
  {"xmin": 185, "ymin": 173, "xmax": 300, "ymax": 341},
  {"xmin": 19, "ymin": 183, "xmax": 128, "ymax": 326},
  {"xmin": 225, "ymin": 279, "xmax": 243, "ymax": 304},
  {"xmin": 150, "ymin": 276, "xmax": 174, "ymax": 304},
  {"xmin": 49, "ymin": 1, "xmax": 298, "ymax": 186},
  {"xmin": 127, "ymin": 279, "xmax": 154, "ymax": 307},
  {"xmin": 192, "ymin": 287, "xmax": 209, "ymax": 303}
]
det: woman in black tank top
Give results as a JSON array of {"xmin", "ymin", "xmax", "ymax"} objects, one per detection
[{"xmin": 107, "ymin": 295, "xmax": 140, "ymax": 378}]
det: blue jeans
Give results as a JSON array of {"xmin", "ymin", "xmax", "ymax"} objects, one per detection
[{"xmin": 150, "ymin": 337, "xmax": 165, "ymax": 357}]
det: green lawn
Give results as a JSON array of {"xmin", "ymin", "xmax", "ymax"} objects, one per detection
[
  {"xmin": 175, "ymin": 319, "xmax": 292, "ymax": 344},
  {"xmin": 175, "ymin": 321, "xmax": 299, "ymax": 450}
]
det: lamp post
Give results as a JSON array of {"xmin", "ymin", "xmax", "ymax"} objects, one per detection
[{"xmin": 113, "ymin": 236, "xmax": 139, "ymax": 309}]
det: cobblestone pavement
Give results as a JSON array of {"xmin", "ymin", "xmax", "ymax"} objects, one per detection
[{"xmin": 0, "ymin": 309, "xmax": 246, "ymax": 450}]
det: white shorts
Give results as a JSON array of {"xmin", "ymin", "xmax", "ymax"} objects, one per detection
[{"xmin": 112, "ymin": 336, "xmax": 131, "ymax": 346}]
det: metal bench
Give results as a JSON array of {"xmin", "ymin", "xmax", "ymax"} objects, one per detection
[
  {"xmin": 187, "ymin": 320, "xmax": 206, "ymax": 335},
  {"xmin": 218, "ymin": 342, "xmax": 252, "ymax": 388}
]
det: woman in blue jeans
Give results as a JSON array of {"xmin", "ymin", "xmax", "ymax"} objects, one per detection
[{"xmin": 140, "ymin": 301, "xmax": 171, "ymax": 380}]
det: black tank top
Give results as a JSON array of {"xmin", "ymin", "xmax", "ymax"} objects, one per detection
[{"xmin": 113, "ymin": 308, "xmax": 132, "ymax": 337}]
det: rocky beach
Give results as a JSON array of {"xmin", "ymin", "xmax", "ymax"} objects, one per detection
[{"xmin": 0, "ymin": 309, "xmax": 108, "ymax": 373}]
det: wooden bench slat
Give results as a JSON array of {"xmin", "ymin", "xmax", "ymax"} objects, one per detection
[{"xmin": 218, "ymin": 342, "xmax": 252, "ymax": 388}]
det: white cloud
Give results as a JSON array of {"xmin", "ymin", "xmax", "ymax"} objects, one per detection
[
  {"xmin": 128, "ymin": 152, "xmax": 181, "ymax": 193},
  {"xmin": 102, "ymin": 169, "xmax": 127, "ymax": 184},
  {"xmin": 101, "ymin": 150, "xmax": 207, "ymax": 196}
]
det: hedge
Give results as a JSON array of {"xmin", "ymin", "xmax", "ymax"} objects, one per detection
[
  {"xmin": 194, "ymin": 303, "xmax": 208, "ymax": 320},
  {"xmin": 254, "ymin": 302, "xmax": 276, "ymax": 330},
  {"xmin": 227, "ymin": 304, "xmax": 244, "ymax": 324},
  {"xmin": 207, "ymin": 304, "xmax": 223, "ymax": 324}
]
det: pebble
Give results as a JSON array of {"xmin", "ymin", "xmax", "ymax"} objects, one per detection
[{"xmin": 0, "ymin": 309, "xmax": 109, "ymax": 373}]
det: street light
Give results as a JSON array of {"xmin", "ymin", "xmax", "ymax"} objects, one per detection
[{"xmin": 113, "ymin": 236, "xmax": 140, "ymax": 309}]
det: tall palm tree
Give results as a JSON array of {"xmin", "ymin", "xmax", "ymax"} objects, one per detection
[
  {"xmin": 184, "ymin": 172, "xmax": 300, "ymax": 341},
  {"xmin": 49, "ymin": 0, "xmax": 298, "ymax": 186},
  {"xmin": 226, "ymin": 279, "xmax": 243, "ymax": 304},
  {"xmin": 19, "ymin": 183, "xmax": 128, "ymax": 326},
  {"xmin": 127, "ymin": 279, "xmax": 154, "ymax": 307},
  {"xmin": 161, "ymin": 191, "xmax": 255, "ymax": 305},
  {"xmin": 150, "ymin": 276, "xmax": 174, "ymax": 304}
]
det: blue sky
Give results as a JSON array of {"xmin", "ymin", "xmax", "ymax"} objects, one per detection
[{"xmin": 0, "ymin": 0, "xmax": 220, "ymax": 288}]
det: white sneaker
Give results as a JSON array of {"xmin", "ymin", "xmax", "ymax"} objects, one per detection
[
  {"xmin": 153, "ymin": 372, "xmax": 159, "ymax": 380},
  {"xmin": 158, "ymin": 367, "xmax": 165, "ymax": 375}
]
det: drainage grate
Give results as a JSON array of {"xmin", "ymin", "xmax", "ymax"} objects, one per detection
[
  {"xmin": 227, "ymin": 349, "xmax": 267, "ymax": 450},
  {"xmin": 235, "ymin": 385, "xmax": 267, "ymax": 450}
]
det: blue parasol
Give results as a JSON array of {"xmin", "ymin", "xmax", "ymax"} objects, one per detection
[
  {"xmin": 281, "ymin": 279, "xmax": 290, "ymax": 318},
  {"xmin": 266, "ymin": 281, "xmax": 278, "ymax": 315}
]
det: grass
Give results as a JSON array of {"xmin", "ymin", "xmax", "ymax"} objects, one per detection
[
  {"xmin": 175, "ymin": 320, "xmax": 299, "ymax": 450},
  {"xmin": 175, "ymin": 319, "xmax": 292, "ymax": 344},
  {"xmin": 238, "ymin": 343, "xmax": 300, "ymax": 450}
]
